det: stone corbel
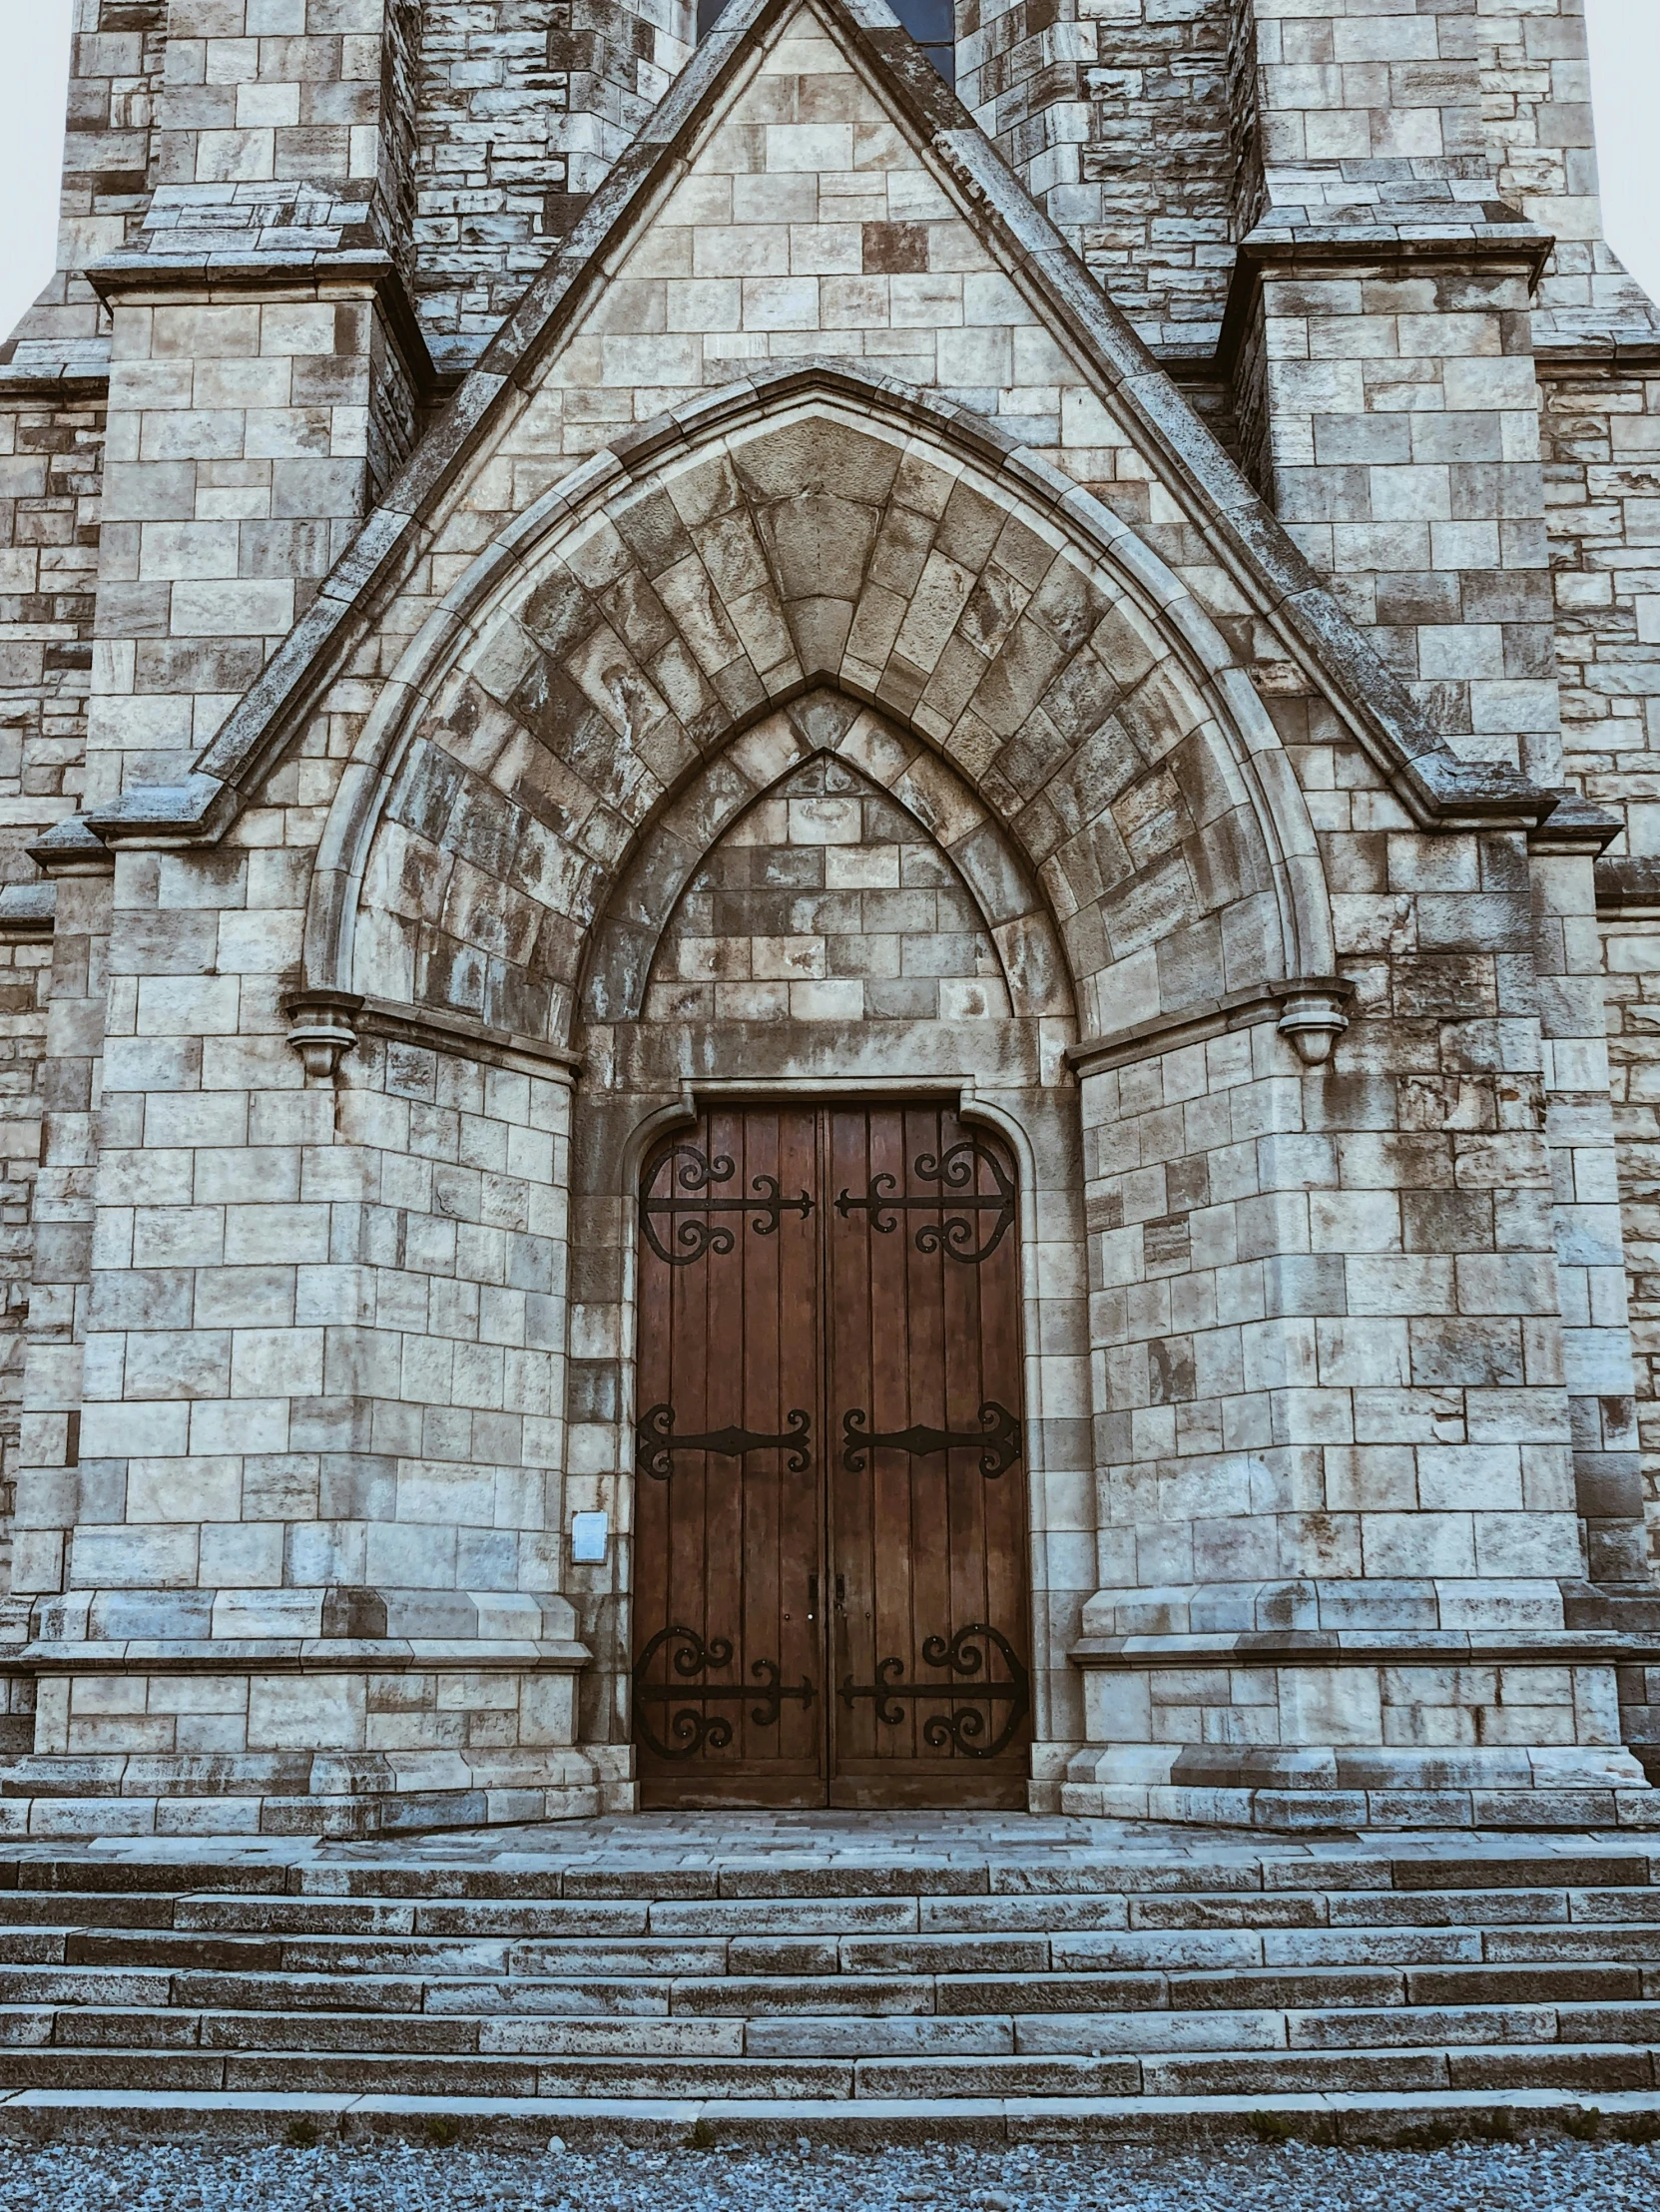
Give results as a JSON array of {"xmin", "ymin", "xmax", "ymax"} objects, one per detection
[
  {"xmin": 1271, "ymin": 978, "xmax": 1353, "ymax": 1066},
  {"xmin": 282, "ymin": 988, "xmax": 363, "ymax": 1082}
]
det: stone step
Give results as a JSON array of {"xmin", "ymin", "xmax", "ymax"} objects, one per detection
[
  {"xmin": 36, "ymin": 1921, "xmax": 1660, "ymax": 1977},
  {"xmin": 0, "ymin": 2040, "xmax": 1649, "ymax": 2101},
  {"xmin": 6, "ymin": 1995, "xmax": 1653, "ymax": 2060},
  {"xmin": 0, "ymin": 1953, "xmax": 1650, "ymax": 2019},
  {"xmin": 4, "ymin": 2083, "xmax": 1657, "ymax": 2151},
  {"xmin": 0, "ymin": 1865, "xmax": 285, "ymax": 1899},
  {"xmin": 5, "ymin": 1885, "xmax": 1658, "ymax": 1936},
  {"xmin": 4, "ymin": 1838, "xmax": 1660, "ymax": 2116},
  {"xmin": 2, "ymin": 1852, "xmax": 1656, "ymax": 1906}
]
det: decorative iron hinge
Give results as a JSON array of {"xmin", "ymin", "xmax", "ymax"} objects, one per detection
[
  {"xmin": 834, "ymin": 1137, "xmax": 1015, "ymax": 1263},
  {"xmin": 636, "ymin": 1402, "xmax": 813, "ymax": 1480},
  {"xmin": 839, "ymin": 1400, "xmax": 1022, "ymax": 1479},
  {"xmin": 838, "ymin": 1623, "xmax": 1030, "ymax": 1759},
  {"xmin": 641, "ymin": 1143, "xmax": 814, "ymax": 1267},
  {"xmin": 632, "ymin": 1626, "xmax": 815, "ymax": 1760}
]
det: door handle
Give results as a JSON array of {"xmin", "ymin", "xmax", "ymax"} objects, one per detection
[
  {"xmin": 835, "ymin": 1574, "xmax": 846, "ymax": 1613},
  {"xmin": 808, "ymin": 1571, "xmax": 818, "ymax": 1621}
]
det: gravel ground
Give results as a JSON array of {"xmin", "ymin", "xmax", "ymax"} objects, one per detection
[{"xmin": 0, "ymin": 2135, "xmax": 1655, "ymax": 2212}]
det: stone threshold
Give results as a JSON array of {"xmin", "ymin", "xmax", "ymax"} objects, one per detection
[{"xmin": 0, "ymin": 1810, "xmax": 1656, "ymax": 1872}]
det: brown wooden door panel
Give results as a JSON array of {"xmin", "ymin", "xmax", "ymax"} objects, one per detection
[
  {"xmin": 632, "ymin": 1102, "xmax": 1031, "ymax": 1810},
  {"xmin": 634, "ymin": 1107, "xmax": 824, "ymax": 1806},
  {"xmin": 826, "ymin": 1106, "xmax": 1031, "ymax": 1809}
]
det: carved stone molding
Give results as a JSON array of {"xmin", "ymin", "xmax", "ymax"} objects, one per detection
[
  {"xmin": 281, "ymin": 988, "xmax": 363, "ymax": 1083},
  {"xmin": 1069, "ymin": 975, "xmax": 1356, "ymax": 1077},
  {"xmin": 1273, "ymin": 983, "xmax": 1351, "ymax": 1066}
]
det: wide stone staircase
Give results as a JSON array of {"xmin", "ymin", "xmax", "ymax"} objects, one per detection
[{"xmin": 0, "ymin": 1819, "xmax": 1656, "ymax": 2135}]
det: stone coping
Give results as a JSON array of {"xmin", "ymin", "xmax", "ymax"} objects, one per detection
[{"xmin": 83, "ymin": 247, "xmax": 438, "ymax": 400}]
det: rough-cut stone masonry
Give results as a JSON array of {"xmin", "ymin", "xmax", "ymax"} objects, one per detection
[
  {"xmin": 0, "ymin": 914, "xmax": 50, "ymax": 1619},
  {"xmin": 416, "ymin": 1, "xmax": 695, "ymax": 374},
  {"xmin": 958, "ymin": 0, "xmax": 1237, "ymax": 355},
  {"xmin": 0, "ymin": 384, "xmax": 105, "ymax": 1634},
  {"xmin": 0, "ymin": 2, "xmax": 168, "ymax": 389},
  {"xmin": 1540, "ymin": 354, "xmax": 1660, "ymax": 1568},
  {"xmin": 0, "ymin": 398, "xmax": 105, "ymax": 876},
  {"xmin": 1073, "ymin": 0, "xmax": 1232, "ymax": 354},
  {"xmin": 136, "ymin": 0, "xmax": 426, "ymax": 268},
  {"xmin": 1545, "ymin": 362, "xmax": 1660, "ymax": 836}
]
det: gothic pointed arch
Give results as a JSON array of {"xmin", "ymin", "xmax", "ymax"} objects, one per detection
[
  {"xmin": 302, "ymin": 369, "xmax": 1337, "ymax": 1050},
  {"xmin": 581, "ymin": 693, "xmax": 1072, "ymax": 1034}
]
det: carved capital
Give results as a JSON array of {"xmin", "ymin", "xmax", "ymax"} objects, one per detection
[{"xmin": 281, "ymin": 988, "xmax": 362, "ymax": 1083}]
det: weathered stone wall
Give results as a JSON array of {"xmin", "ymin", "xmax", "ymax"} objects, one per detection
[
  {"xmin": 1545, "ymin": 354, "xmax": 1660, "ymax": 1571},
  {"xmin": 0, "ymin": 377, "xmax": 107, "ymax": 1612},
  {"xmin": 1071, "ymin": 0, "xmax": 1232, "ymax": 355},
  {"xmin": 1476, "ymin": 1, "xmax": 1658, "ymax": 345},
  {"xmin": 1073, "ymin": 981, "xmax": 1622, "ymax": 1799},
  {"xmin": 14, "ymin": 874, "xmax": 113, "ymax": 1628},
  {"xmin": 1235, "ymin": 248, "xmax": 1555, "ymax": 780},
  {"xmin": 2, "ymin": 0, "xmax": 1659, "ymax": 1837},
  {"xmin": 87, "ymin": 284, "xmax": 416, "ymax": 816},
  {"xmin": 1604, "ymin": 905, "xmax": 1660, "ymax": 1572},
  {"xmin": 0, "ymin": 396, "xmax": 105, "ymax": 876},
  {"xmin": 140, "ymin": 0, "xmax": 423, "ymax": 267},
  {"xmin": 0, "ymin": 921, "xmax": 53, "ymax": 1609},
  {"xmin": 1546, "ymin": 361, "xmax": 1660, "ymax": 844},
  {"xmin": 415, "ymin": 0, "xmax": 695, "ymax": 375},
  {"xmin": 958, "ymin": 0, "xmax": 1238, "ymax": 354},
  {"xmin": 1066, "ymin": 745, "xmax": 1600, "ymax": 1792}
]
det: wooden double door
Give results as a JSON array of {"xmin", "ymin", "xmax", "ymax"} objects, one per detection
[{"xmin": 632, "ymin": 1102, "xmax": 1032, "ymax": 1810}]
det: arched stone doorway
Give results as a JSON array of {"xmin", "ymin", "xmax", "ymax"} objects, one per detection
[
  {"xmin": 574, "ymin": 700, "xmax": 1083, "ymax": 1803},
  {"xmin": 285, "ymin": 373, "xmax": 1346, "ymax": 1817}
]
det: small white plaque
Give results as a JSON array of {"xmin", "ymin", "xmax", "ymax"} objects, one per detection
[{"xmin": 570, "ymin": 1509, "xmax": 609, "ymax": 1564}]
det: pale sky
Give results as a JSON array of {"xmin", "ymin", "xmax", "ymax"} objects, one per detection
[{"xmin": 0, "ymin": 0, "xmax": 1656, "ymax": 344}]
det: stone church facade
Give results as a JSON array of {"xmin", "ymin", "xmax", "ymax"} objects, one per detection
[{"xmin": 0, "ymin": 0, "xmax": 1658, "ymax": 1839}]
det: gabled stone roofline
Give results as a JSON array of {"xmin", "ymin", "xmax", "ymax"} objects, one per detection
[{"xmin": 69, "ymin": 0, "xmax": 1562, "ymax": 864}]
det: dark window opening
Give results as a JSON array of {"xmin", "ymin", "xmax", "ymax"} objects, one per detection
[{"xmin": 698, "ymin": 0, "xmax": 954, "ymax": 86}]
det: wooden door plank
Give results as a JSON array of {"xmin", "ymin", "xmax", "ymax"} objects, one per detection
[{"xmin": 826, "ymin": 1104, "xmax": 872, "ymax": 1777}]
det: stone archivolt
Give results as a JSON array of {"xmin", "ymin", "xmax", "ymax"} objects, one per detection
[{"xmin": 309, "ymin": 381, "xmax": 1336, "ymax": 1054}]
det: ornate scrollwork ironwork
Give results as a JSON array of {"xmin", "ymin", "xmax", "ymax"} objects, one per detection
[
  {"xmin": 639, "ymin": 1144, "xmax": 814, "ymax": 1268},
  {"xmin": 636, "ymin": 1402, "xmax": 813, "ymax": 1480},
  {"xmin": 632, "ymin": 1625, "xmax": 815, "ymax": 1760},
  {"xmin": 838, "ymin": 1623, "xmax": 1029, "ymax": 1760},
  {"xmin": 834, "ymin": 1137, "xmax": 1016, "ymax": 1264},
  {"xmin": 839, "ymin": 1400, "xmax": 1021, "ymax": 1478}
]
